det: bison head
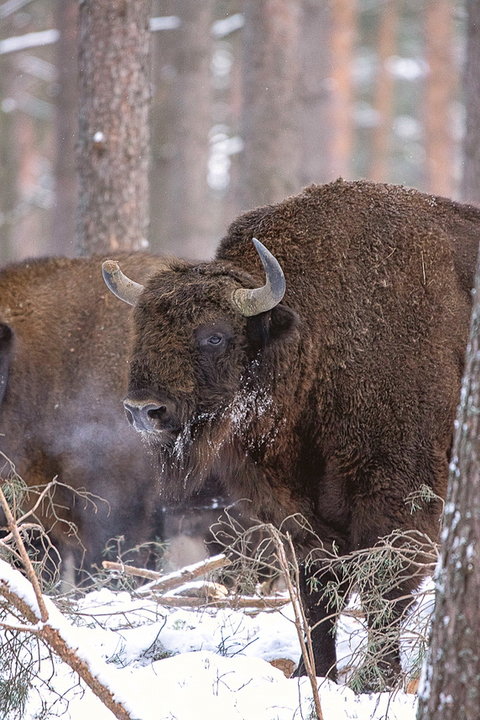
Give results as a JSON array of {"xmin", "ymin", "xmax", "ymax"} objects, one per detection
[{"xmin": 102, "ymin": 241, "xmax": 298, "ymax": 493}]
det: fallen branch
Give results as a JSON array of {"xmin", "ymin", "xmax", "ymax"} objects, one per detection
[
  {"xmin": 0, "ymin": 482, "xmax": 135, "ymax": 720},
  {"xmin": 103, "ymin": 553, "xmax": 232, "ymax": 594},
  {"xmin": 0, "ymin": 564, "xmax": 133, "ymax": 720},
  {"xmin": 103, "ymin": 553, "xmax": 289, "ymax": 610},
  {"xmin": 153, "ymin": 594, "xmax": 289, "ymax": 609}
]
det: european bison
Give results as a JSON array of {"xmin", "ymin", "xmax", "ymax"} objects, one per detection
[
  {"xmin": 103, "ymin": 179, "xmax": 480, "ymax": 681},
  {"xmin": 0, "ymin": 253, "xmax": 172, "ymax": 577}
]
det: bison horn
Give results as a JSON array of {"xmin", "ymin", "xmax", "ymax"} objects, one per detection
[
  {"xmin": 102, "ymin": 260, "xmax": 144, "ymax": 306},
  {"xmin": 232, "ymin": 238, "xmax": 286, "ymax": 316}
]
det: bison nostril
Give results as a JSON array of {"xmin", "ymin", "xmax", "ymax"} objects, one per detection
[
  {"xmin": 146, "ymin": 405, "xmax": 168, "ymax": 422},
  {"xmin": 123, "ymin": 398, "xmax": 176, "ymax": 433}
]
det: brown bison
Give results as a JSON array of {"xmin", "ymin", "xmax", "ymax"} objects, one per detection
[
  {"xmin": 103, "ymin": 179, "xmax": 480, "ymax": 681},
  {"xmin": 0, "ymin": 253, "xmax": 173, "ymax": 577}
]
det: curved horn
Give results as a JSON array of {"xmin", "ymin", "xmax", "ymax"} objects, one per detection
[
  {"xmin": 232, "ymin": 238, "xmax": 286, "ymax": 317},
  {"xmin": 102, "ymin": 260, "xmax": 144, "ymax": 306}
]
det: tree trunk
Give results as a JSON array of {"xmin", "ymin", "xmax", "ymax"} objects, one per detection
[
  {"xmin": 298, "ymin": 0, "xmax": 334, "ymax": 186},
  {"xmin": 239, "ymin": 0, "xmax": 301, "ymax": 210},
  {"xmin": 77, "ymin": 0, "xmax": 151, "ymax": 255},
  {"xmin": 329, "ymin": 0, "xmax": 357, "ymax": 179},
  {"xmin": 219, "ymin": 17, "xmax": 245, "ymax": 230},
  {"xmin": 462, "ymin": 0, "xmax": 480, "ymax": 205},
  {"xmin": 149, "ymin": 0, "xmax": 214, "ymax": 260},
  {"xmin": 0, "ymin": 57, "xmax": 16, "ymax": 264},
  {"xmin": 149, "ymin": 0, "xmax": 177, "ymax": 257},
  {"xmin": 424, "ymin": 0, "xmax": 456, "ymax": 197},
  {"xmin": 9, "ymin": 101, "xmax": 45, "ymax": 259},
  {"xmin": 367, "ymin": 0, "xmax": 398, "ymax": 182},
  {"xmin": 51, "ymin": 0, "xmax": 78, "ymax": 256},
  {"xmin": 417, "ymin": 258, "xmax": 480, "ymax": 718}
]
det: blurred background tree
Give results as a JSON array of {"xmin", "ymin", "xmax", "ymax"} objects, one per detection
[
  {"xmin": 51, "ymin": 0, "xmax": 77, "ymax": 255},
  {"xmin": 77, "ymin": 0, "xmax": 151, "ymax": 255},
  {"xmin": 0, "ymin": 0, "xmax": 470, "ymax": 263},
  {"xmin": 462, "ymin": 0, "xmax": 480, "ymax": 204}
]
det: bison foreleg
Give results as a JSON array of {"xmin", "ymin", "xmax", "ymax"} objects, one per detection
[
  {"xmin": 356, "ymin": 577, "xmax": 416, "ymax": 691},
  {"xmin": 294, "ymin": 564, "xmax": 348, "ymax": 680}
]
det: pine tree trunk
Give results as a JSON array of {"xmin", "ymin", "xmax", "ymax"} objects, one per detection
[
  {"xmin": 51, "ymin": 0, "xmax": 78, "ymax": 256},
  {"xmin": 77, "ymin": 0, "xmax": 151, "ymax": 255},
  {"xmin": 329, "ymin": 0, "xmax": 356, "ymax": 179},
  {"xmin": 424, "ymin": 0, "xmax": 456, "ymax": 197},
  {"xmin": 298, "ymin": 0, "xmax": 334, "ymax": 186},
  {"xmin": 149, "ymin": 0, "xmax": 178, "ymax": 256},
  {"xmin": 239, "ymin": 0, "xmax": 301, "ymax": 210},
  {"xmin": 417, "ymin": 258, "xmax": 480, "ymax": 719},
  {"xmin": 0, "ymin": 56, "xmax": 16, "ymax": 263},
  {"xmin": 368, "ymin": 0, "xmax": 397, "ymax": 182},
  {"xmin": 462, "ymin": 0, "xmax": 480, "ymax": 204},
  {"xmin": 157, "ymin": 0, "xmax": 214, "ymax": 260}
]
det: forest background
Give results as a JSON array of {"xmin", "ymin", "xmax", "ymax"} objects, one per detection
[{"xmin": 0, "ymin": 0, "xmax": 473, "ymax": 265}]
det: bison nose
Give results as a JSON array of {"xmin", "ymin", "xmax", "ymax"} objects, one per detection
[{"xmin": 123, "ymin": 398, "xmax": 177, "ymax": 433}]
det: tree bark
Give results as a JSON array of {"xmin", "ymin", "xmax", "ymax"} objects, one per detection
[
  {"xmin": 367, "ymin": 0, "xmax": 398, "ymax": 183},
  {"xmin": 239, "ymin": 0, "xmax": 301, "ymax": 210},
  {"xmin": 0, "ymin": 56, "xmax": 16, "ymax": 263},
  {"xmin": 149, "ymin": 0, "xmax": 215, "ymax": 260},
  {"xmin": 417, "ymin": 260, "xmax": 480, "ymax": 718},
  {"xmin": 298, "ymin": 0, "xmax": 334, "ymax": 186},
  {"xmin": 51, "ymin": 0, "xmax": 78, "ymax": 256},
  {"xmin": 329, "ymin": 0, "xmax": 357, "ymax": 180},
  {"xmin": 462, "ymin": 0, "xmax": 480, "ymax": 204},
  {"xmin": 149, "ymin": 0, "xmax": 177, "ymax": 256},
  {"xmin": 77, "ymin": 0, "xmax": 151, "ymax": 255},
  {"xmin": 424, "ymin": 0, "xmax": 456, "ymax": 197}
]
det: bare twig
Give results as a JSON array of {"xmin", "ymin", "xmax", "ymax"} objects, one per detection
[
  {"xmin": 14, "ymin": 478, "xmax": 60, "ymax": 525},
  {"xmin": 268, "ymin": 525, "xmax": 324, "ymax": 720},
  {"xmin": 1, "ymin": 521, "xmax": 46, "ymax": 544},
  {"xmin": 0, "ymin": 485, "xmax": 49, "ymax": 622}
]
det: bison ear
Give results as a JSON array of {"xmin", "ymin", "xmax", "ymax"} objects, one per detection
[{"xmin": 247, "ymin": 304, "xmax": 298, "ymax": 348}]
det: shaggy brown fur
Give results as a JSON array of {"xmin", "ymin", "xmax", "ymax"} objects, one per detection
[
  {"xmin": 0, "ymin": 253, "xmax": 172, "ymax": 574},
  {"xmin": 120, "ymin": 179, "xmax": 480, "ymax": 680}
]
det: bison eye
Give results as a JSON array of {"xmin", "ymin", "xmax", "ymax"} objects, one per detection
[
  {"xmin": 200, "ymin": 332, "xmax": 226, "ymax": 351},
  {"xmin": 195, "ymin": 323, "xmax": 233, "ymax": 353}
]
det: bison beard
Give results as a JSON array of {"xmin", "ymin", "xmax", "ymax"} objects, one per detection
[
  {"xmin": 103, "ymin": 179, "xmax": 480, "ymax": 686},
  {"xmin": 140, "ymin": 362, "xmax": 281, "ymax": 503}
]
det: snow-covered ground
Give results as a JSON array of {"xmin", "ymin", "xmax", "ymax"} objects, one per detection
[{"xmin": 1, "ymin": 567, "xmax": 434, "ymax": 720}]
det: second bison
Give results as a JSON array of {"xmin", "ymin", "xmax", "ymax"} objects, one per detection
[{"xmin": 0, "ymin": 253, "xmax": 169, "ymax": 577}]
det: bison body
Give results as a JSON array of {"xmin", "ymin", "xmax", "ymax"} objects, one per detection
[
  {"xmin": 104, "ymin": 180, "xmax": 480, "ymax": 680},
  {"xmin": 0, "ymin": 253, "xmax": 173, "ymax": 575}
]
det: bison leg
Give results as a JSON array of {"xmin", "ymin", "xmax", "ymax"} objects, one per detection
[
  {"xmin": 294, "ymin": 564, "xmax": 348, "ymax": 679},
  {"xmin": 357, "ymin": 576, "xmax": 418, "ymax": 691},
  {"xmin": 0, "ymin": 323, "xmax": 12, "ymax": 405}
]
